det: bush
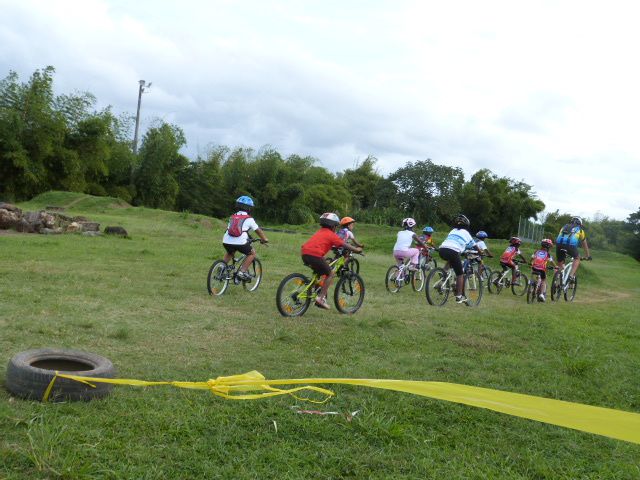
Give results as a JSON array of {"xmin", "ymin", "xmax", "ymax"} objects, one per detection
[
  {"xmin": 86, "ymin": 183, "xmax": 107, "ymax": 197},
  {"xmin": 108, "ymin": 185, "xmax": 134, "ymax": 204}
]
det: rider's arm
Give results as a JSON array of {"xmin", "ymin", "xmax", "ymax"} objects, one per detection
[
  {"xmin": 413, "ymin": 234, "xmax": 426, "ymax": 248},
  {"xmin": 518, "ymin": 253, "xmax": 528, "ymax": 264},
  {"xmin": 342, "ymin": 242, "xmax": 362, "ymax": 253},
  {"xmin": 582, "ymin": 238, "xmax": 591, "ymax": 259},
  {"xmin": 351, "ymin": 235, "xmax": 364, "ymax": 248},
  {"xmin": 255, "ymin": 228, "xmax": 269, "ymax": 243}
]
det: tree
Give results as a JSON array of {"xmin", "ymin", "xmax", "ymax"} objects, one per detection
[
  {"xmin": 338, "ymin": 156, "xmax": 383, "ymax": 210},
  {"xmin": 624, "ymin": 207, "xmax": 640, "ymax": 260}
]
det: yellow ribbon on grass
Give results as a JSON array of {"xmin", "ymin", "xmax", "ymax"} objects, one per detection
[{"xmin": 44, "ymin": 370, "xmax": 640, "ymax": 445}]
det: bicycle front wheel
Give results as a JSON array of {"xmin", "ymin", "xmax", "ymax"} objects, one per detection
[
  {"xmin": 334, "ymin": 272, "xmax": 365, "ymax": 314},
  {"xmin": 488, "ymin": 271, "xmax": 502, "ymax": 294},
  {"xmin": 411, "ymin": 268, "xmax": 426, "ymax": 292},
  {"xmin": 564, "ymin": 276, "xmax": 578, "ymax": 302},
  {"xmin": 550, "ymin": 272, "xmax": 563, "ymax": 302},
  {"xmin": 207, "ymin": 260, "xmax": 229, "ymax": 296},
  {"xmin": 385, "ymin": 266, "xmax": 402, "ymax": 293},
  {"xmin": 242, "ymin": 258, "xmax": 263, "ymax": 292},
  {"xmin": 511, "ymin": 273, "xmax": 528, "ymax": 296},
  {"xmin": 463, "ymin": 271, "xmax": 483, "ymax": 306},
  {"xmin": 276, "ymin": 273, "xmax": 312, "ymax": 317},
  {"xmin": 347, "ymin": 257, "xmax": 360, "ymax": 274},
  {"xmin": 426, "ymin": 268, "xmax": 450, "ymax": 306}
]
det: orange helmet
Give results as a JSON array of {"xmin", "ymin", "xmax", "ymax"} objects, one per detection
[{"xmin": 340, "ymin": 216, "xmax": 355, "ymax": 226}]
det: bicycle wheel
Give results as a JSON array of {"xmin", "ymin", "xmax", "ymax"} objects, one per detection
[
  {"xmin": 526, "ymin": 279, "xmax": 537, "ymax": 304},
  {"xmin": 242, "ymin": 258, "xmax": 263, "ymax": 292},
  {"xmin": 478, "ymin": 265, "xmax": 491, "ymax": 282},
  {"xmin": 207, "ymin": 261, "xmax": 229, "ymax": 296},
  {"xmin": 334, "ymin": 272, "xmax": 365, "ymax": 314},
  {"xmin": 411, "ymin": 267, "xmax": 426, "ymax": 292},
  {"xmin": 488, "ymin": 271, "xmax": 503, "ymax": 294},
  {"xmin": 385, "ymin": 265, "xmax": 402, "ymax": 293},
  {"xmin": 550, "ymin": 271, "xmax": 563, "ymax": 302},
  {"xmin": 276, "ymin": 273, "xmax": 312, "ymax": 317},
  {"xmin": 511, "ymin": 273, "xmax": 528, "ymax": 296},
  {"xmin": 426, "ymin": 268, "xmax": 450, "ymax": 306},
  {"xmin": 424, "ymin": 257, "xmax": 437, "ymax": 272},
  {"xmin": 564, "ymin": 276, "xmax": 578, "ymax": 302},
  {"xmin": 463, "ymin": 271, "xmax": 483, "ymax": 306},
  {"xmin": 347, "ymin": 257, "xmax": 360, "ymax": 274}
]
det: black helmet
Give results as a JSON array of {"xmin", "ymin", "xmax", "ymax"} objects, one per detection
[{"xmin": 452, "ymin": 214, "xmax": 470, "ymax": 228}]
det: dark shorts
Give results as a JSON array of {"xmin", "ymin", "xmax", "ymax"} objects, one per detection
[
  {"xmin": 439, "ymin": 247, "xmax": 463, "ymax": 276},
  {"xmin": 531, "ymin": 267, "xmax": 547, "ymax": 280},
  {"xmin": 302, "ymin": 254, "xmax": 332, "ymax": 276},
  {"xmin": 223, "ymin": 242, "xmax": 252, "ymax": 256},
  {"xmin": 556, "ymin": 245, "xmax": 578, "ymax": 262}
]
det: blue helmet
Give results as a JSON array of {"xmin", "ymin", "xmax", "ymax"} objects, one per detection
[
  {"xmin": 476, "ymin": 230, "xmax": 488, "ymax": 239},
  {"xmin": 423, "ymin": 226, "xmax": 434, "ymax": 234},
  {"xmin": 235, "ymin": 195, "xmax": 254, "ymax": 210}
]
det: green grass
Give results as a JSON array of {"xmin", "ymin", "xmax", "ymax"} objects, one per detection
[{"xmin": 1, "ymin": 191, "xmax": 639, "ymax": 479}]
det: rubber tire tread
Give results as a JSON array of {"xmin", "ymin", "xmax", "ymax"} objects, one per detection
[
  {"xmin": 207, "ymin": 260, "xmax": 229, "ymax": 296},
  {"xmin": 426, "ymin": 267, "xmax": 450, "ymax": 306},
  {"xmin": 276, "ymin": 273, "xmax": 312, "ymax": 317},
  {"xmin": 334, "ymin": 272, "xmax": 366, "ymax": 314},
  {"xmin": 242, "ymin": 258, "xmax": 263, "ymax": 292}
]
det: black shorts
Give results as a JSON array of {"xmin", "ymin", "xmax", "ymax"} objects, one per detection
[
  {"xmin": 556, "ymin": 245, "xmax": 578, "ymax": 262},
  {"xmin": 223, "ymin": 242, "xmax": 252, "ymax": 256},
  {"xmin": 302, "ymin": 254, "xmax": 332, "ymax": 276},
  {"xmin": 438, "ymin": 247, "xmax": 463, "ymax": 276},
  {"xmin": 531, "ymin": 268, "xmax": 546, "ymax": 280}
]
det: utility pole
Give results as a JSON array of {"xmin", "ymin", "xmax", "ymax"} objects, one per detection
[{"xmin": 132, "ymin": 79, "xmax": 151, "ymax": 155}]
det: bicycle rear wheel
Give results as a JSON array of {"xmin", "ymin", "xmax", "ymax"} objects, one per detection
[
  {"xmin": 550, "ymin": 272, "xmax": 563, "ymax": 302},
  {"xmin": 426, "ymin": 268, "xmax": 450, "ymax": 306},
  {"xmin": 478, "ymin": 265, "xmax": 491, "ymax": 282},
  {"xmin": 511, "ymin": 273, "xmax": 528, "ymax": 296},
  {"xmin": 242, "ymin": 258, "xmax": 263, "ymax": 292},
  {"xmin": 411, "ymin": 268, "xmax": 426, "ymax": 292},
  {"xmin": 207, "ymin": 261, "xmax": 229, "ymax": 296},
  {"xmin": 463, "ymin": 271, "xmax": 483, "ymax": 306},
  {"xmin": 564, "ymin": 276, "xmax": 578, "ymax": 302},
  {"xmin": 334, "ymin": 272, "xmax": 365, "ymax": 314},
  {"xmin": 526, "ymin": 279, "xmax": 538, "ymax": 304},
  {"xmin": 276, "ymin": 273, "xmax": 312, "ymax": 317},
  {"xmin": 385, "ymin": 265, "xmax": 402, "ymax": 293}
]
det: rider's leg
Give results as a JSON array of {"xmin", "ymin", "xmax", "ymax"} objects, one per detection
[
  {"xmin": 569, "ymin": 257, "xmax": 580, "ymax": 278},
  {"xmin": 319, "ymin": 271, "xmax": 335, "ymax": 300},
  {"xmin": 222, "ymin": 252, "xmax": 233, "ymax": 264},
  {"xmin": 240, "ymin": 249, "xmax": 256, "ymax": 272},
  {"xmin": 456, "ymin": 273, "xmax": 464, "ymax": 296},
  {"xmin": 408, "ymin": 248, "xmax": 420, "ymax": 270}
]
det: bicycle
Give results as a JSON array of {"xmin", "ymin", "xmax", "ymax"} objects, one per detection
[
  {"xmin": 207, "ymin": 238, "xmax": 264, "ymax": 296},
  {"xmin": 276, "ymin": 251, "xmax": 365, "ymax": 317},
  {"xmin": 550, "ymin": 250, "xmax": 589, "ymax": 302},
  {"xmin": 464, "ymin": 251, "xmax": 491, "ymax": 282},
  {"xmin": 385, "ymin": 257, "xmax": 424, "ymax": 293},
  {"xmin": 411, "ymin": 247, "xmax": 438, "ymax": 292},
  {"xmin": 487, "ymin": 260, "xmax": 528, "ymax": 296},
  {"xmin": 526, "ymin": 266, "xmax": 556, "ymax": 304},
  {"xmin": 425, "ymin": 251, "xmax": 483, "ymax": 307}
]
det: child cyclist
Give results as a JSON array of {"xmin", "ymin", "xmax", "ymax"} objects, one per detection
[
  {"xmin": 393, "ymin": 218, "xmax": 427, "ymax": 271},
  {"xmin": 418, "ymin": 226, "xmax": 435, "ymax": 248},
  {"xmin": 473, "ymin": 230, "xmax": 494, "ymax": 278},
  {"xmin": 337, "ymin": 217, "xmax": 364, "ymax": 248},
  {"xmin": 530, "ymin": 238, "xmax": 557, "ymax": 302},
  {"xmin": 301, "ymin": 213, "xmax": 363, "ymax": 310},
  {"xmin": 438, "ymin": 214, "xmax": 482, "ymax": 304},
  {"xmin": 222, "ymin": 195, "xmax": 269, "ymax": 280},
  {"xmin": 498, "ymin": 237, "xmax": 528, "ymax": 286}
]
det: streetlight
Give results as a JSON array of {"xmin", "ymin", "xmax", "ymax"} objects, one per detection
[{"xmin": 132, "ymin": 79, "xmax": 152, "ymax": 155}]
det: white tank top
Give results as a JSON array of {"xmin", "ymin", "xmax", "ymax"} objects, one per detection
[{"xmin": 393, "ymin": 230, "xmax": 415, "ymax": 251}]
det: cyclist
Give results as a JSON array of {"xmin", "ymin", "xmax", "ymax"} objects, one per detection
[
  {"xmin": 301, "ymin": 213, "xmax": 363, "ymax": 310},
  {"xmin": 337, "ymin": 216, "xmax": 364, "ymax": 248},
  {"xmin": 556, "ymin": 216, "xmax": 591, "ymax": 284},
  {"xmin": 393, "ymin": 218, "xmax": 427, "ymax": 272},
  {"xmin": 222, "ymin": 195, "xmax": 269, "ymax": 280},
  {"xmin": 418, "ymin": 226, "xmax": 435, "ymax": 248},
  {"xmin": 473, "ymin": 230, "xmax": 494, "ymax": 278},
  {"xmin": 498, "ymin": 237, "xmax": 528, "ymax": 286},
  {"xmin": 438, "ymin": 214, "xmax": 481, "ymax": 304},
  {"xmin": 530, "ymin": 238, "xmax": 557, "ymax": 302}
]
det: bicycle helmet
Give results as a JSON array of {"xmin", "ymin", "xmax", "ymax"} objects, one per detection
[
  {"xmin": 509, "ymin": 236, "xmax": 522, "ymax": 246},
  {"xmin": 541, "ymin": 238, "xmax": 553, "ymax": 249},
  {"xmin": 422, "ymin": 226, "xmax": 434, "ymax": 234},
  {"xmin": 235, "ymin": 195, "xmax": 254, "ymax": 211},
  {"xmin": 319, "ymin": 212, "xmax": 340, "ymax": 228},
  {"xmin": 340, "ymin": 216, "xmax": 355, "ymax": 226},
  {"xmin": 402, "ymin": 217, "xmax": 417, "ymax": 228},
  {"xmin": 571, "ymin": 216, "xmax": 583, "ymax": 226},
  {"xmin": 476, "ymin": 230, "xmax": 488, "ymax": 239},
  {"xmin": 452, "ymin": 214, "xmax": 470, "ymax": 228}
]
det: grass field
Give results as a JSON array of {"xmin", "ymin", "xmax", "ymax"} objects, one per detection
[{"xmin": 1, "ymin": 191, "xmax": 639, "ymax": 479}]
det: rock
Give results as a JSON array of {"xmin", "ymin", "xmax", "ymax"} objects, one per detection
[
  {"xmin": 73, "ymin": 216, "xmax": 89, "ymax": 222},
  {"xmin": 66, "ymin": 222, "xmax": 82, "ymax": 233},
  {"xmin": 15, "ymin": 218, "xmax": 36, "ymax": 233},
  {"xmin": 40, "ymin": 212, "xmax": 56, "ymax": 229},
  {"xmin": 0, "ymin": 203, "xmax": 22, "ymax": 214},
  {"xmin": 0, "ymin": 208, "xmax": 21, "ymax": 230},
  {"xmin": 41, "ymin": 227, "xmax": 63, "ymax": 235},
  {"xmin": 79, "ymin": 221, "xmax": 100, "ymax": 232},
  {"xmin": 104, "ymin": 226, "xmax": 128, "ymax": 236},
  {"xmin": 83, "ymin": 231, "xmax": 102, "ymax": 237}
]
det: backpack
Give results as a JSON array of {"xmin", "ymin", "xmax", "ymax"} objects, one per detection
[
  {"xmin": 227, "ymin": 213, "xmax": 251, "ymax": 237},
  {"xmin": 557, "ymin": 223, "xmax": 575, "ymax": 244}
]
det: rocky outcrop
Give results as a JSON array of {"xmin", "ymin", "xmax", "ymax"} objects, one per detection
[{"xmin": 0, "ymin": 203, "xmax": 102, "ymax": 235}]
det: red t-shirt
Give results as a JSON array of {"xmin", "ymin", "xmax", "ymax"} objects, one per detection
[
  {"xmin": 500, "ymin": 246, "xmax": 520, "ymax": 264},
  {"xmin": 301, "ymin": 228, "xmax": 345, "ymax": 257},
  {"xmin": 531, "ymin": 249, "xmax": 552, "ymax": 270}
]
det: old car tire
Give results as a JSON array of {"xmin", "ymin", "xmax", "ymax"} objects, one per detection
[{"xmin": 6, "ymin": 349, "xmax": 116, "ymax": 401}]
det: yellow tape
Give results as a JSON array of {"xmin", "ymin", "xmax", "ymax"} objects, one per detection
[{"xmin": 44, "ymin": 370, "xmax": 640, "ymax": 445}]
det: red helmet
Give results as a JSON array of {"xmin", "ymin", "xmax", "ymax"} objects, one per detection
[
  {"xmin": 541, "ymin": 238, "xmax": 553, "ymax": 249},
  {"xmin": 509, "ymin": 236, "xmax": 522, "ymax": 246}
]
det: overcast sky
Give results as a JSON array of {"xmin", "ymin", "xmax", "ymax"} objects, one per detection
[{"xmin": 1, "ymin": 0, "xmax": 639, "ymax": 220}]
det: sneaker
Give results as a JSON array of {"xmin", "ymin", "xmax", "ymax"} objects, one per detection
[
  {"xmin": 568, "ymin": 276, "xmax": 575, "ymax": 285},
  {"xmin": 236, "ymin": 271, "xmax": 250, "ymax": 281},
  {"xmin": 538, "ymin": 294, "xmax": 546, "ymax": 302},
  {"xmin": 455, "ymin": 295, "xmax": 468, "ymax": 304},
  {"xmin": 315, "ymin": 297, "xmax": 330, "ymax": 310}
]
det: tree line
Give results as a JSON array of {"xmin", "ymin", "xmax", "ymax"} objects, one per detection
[{"xmin": 1, "ymin": 67, "xmax": 638, "ymax": 258}]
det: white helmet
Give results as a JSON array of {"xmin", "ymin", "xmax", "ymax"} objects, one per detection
[
  {"xmin": 571, "ymin": 216, "xmax": 583, "ymax": 226},
  {"xmin": 319, "ymin": 212, "xmax": 340, "ymax": 227},
  {"xmin": 402, "ymin": 217, "xmax": 416, "ymax": 228}
]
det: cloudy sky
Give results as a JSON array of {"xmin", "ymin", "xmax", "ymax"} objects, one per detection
[{"xmin": 1, "ymin": 0, "xmax": 639, "ymax": 220}]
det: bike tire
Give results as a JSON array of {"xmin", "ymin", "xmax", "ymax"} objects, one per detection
[
  {"xmin": 334, "ymin": 272, "xmax": 366, "ymax": 314},
  {"xmin": 463, "ymin": 271, "xmax": 483, "ymax": 307},
  {"xmin": 242, "ymin": 258, "xmax": 263, "ymax": 292},
  {"xmin": 276, "ymin": 273, "xmax": 312, "ymax": 317},
  {"xmin": 564, "ymin": 276, "xmax": 578, "ymax": 302},
  {"xmin": 511, "ymin": 273, "xmax": 528, "ymax": 296},
  {"xmin": 526, "ymin": 280, "xmax": 537, "ymax": 304},
  {"xmin": 347, "ymin": 257, "xmax": 360, "ymax": 274},
  {"xmin": 550, "ymin": 271, "xmax": 562, "ymax": 302},
  {"xmin": 479, "ymin": 265, "xmax": 491, "ymax": 283},
  {"xmin": 488, "ymin": 271, "xmax": 503, "ymax": 294},
  {"xmin": 426, "ymin": 267, "xmax": 450, "ymax": 306},
  {"xmin": 385, "ymin": 265, "xmax": 402, "ymax": 293},
  {"xmin": 207, "ymin": 260, "xmax": 229, "ymax": 296},
  {"xmin": 411, "ymin": 267, "xmax": 426, "ymax": 292}
]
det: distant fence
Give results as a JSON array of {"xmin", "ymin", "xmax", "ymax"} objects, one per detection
[{"xmin": 517, "ymin": 217, "xmax": 545, "ymax": 244}]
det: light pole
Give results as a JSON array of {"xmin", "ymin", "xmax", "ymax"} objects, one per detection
[{"xmin": 132, "ymin": 79, "xmax": 151, "ymax": 155}]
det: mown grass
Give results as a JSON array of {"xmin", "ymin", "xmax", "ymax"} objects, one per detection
[{"xmin": 1, "ymin": 191, "xmax": 639, "ymax": 479}]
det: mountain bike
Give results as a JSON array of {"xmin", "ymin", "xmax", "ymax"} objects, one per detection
[
  {"xmin": 526, "ymin": 266, "xmax": 556, "ymax": 304},
  {"xmin": 412, "ymin": 247, "xmax": 438, "ymax": 292},
  {"xmin": 207, "ymin": 238, "xmax": 264, "ymax": 296},
  {"xmin": 385, "ymin": 256, "xmax": 424, "ymax": 293},
  {"xmin": 487, "ymin": 260, "xmax": 528, "ymax": 296},
  {"xmin": 464, "ymin": 251, "xmax": 491, "ymax": 282},
  {"xmin": 425, "ymin": 251, "xmax": 483, "ymax": 307},
  {"xmin": 550, "ymin": 250, "xmax": 590, "ymax": 302},
  {"xmin": 276, "ymin": 251, "xmax": 365, "ymax": 317}
]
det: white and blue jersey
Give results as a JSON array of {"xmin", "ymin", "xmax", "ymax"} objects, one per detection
[{"xmin": 440, "ymin": 228, "xmax": 476, "ymax": 253}]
